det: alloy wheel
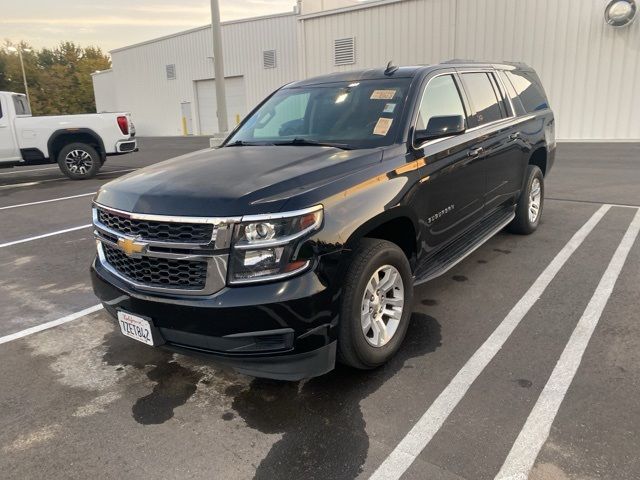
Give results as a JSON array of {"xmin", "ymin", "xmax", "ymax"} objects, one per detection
[
  {"xmin": 360, "ymin": 265, "xmax": 405, "ymax": 347},
  {"xmin": 65, "ymin": 149, "xmax": 93, "ymax": 175},
  {"xmin": 528, "ymin": 177, "xmax": 541, "ymax": 223}
]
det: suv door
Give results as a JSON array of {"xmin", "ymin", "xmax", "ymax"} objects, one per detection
[
  {"xmin": 413, "ymin": 72, "xmax": 486, "ymax": 257},
  {"xmin": 459, "ymin": 70, "xmax": 526, "ymax": 212},
  {"xmin": 0, "ymin": 97, "xmax": 20, "ymax": 163}
]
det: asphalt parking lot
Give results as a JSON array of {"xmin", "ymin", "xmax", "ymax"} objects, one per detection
[{"xmin": 0, "ymin": 138, "xmax": 639, "ymax": 480}]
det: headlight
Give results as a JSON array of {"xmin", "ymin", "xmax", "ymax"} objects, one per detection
[{"xmin": 229, "ymin": 205, "xmax": 323, "ymax": 283}]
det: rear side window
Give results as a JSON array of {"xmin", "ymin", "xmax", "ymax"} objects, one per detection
[
  {"xmin": 460, "ymin": 72, "xmax": 503, "ymax": 126},
  {"xmin": 416, "ymin": 75, "xmax": 466, "ymax": 131},
  {"xmin": 505, "ymin": 70, "xmax": 549, "ymax": 113},
  {"xmin": 498, "ymin": 70, "xmax": 526, "ymax": 116},
  {"xmin": 12, "ymin": 95, "xmax": 31, "ymax": 116}
]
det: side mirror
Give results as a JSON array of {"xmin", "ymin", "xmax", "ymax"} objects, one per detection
[{"xmin": 414, "ymin": 115, "xmax": 466, "ymax": 145}]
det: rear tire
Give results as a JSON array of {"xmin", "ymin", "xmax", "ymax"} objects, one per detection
[
  {"xmin": 509, "ymin": 165, "xmax": 544, "ymax": 235},
  {"xmin": 337, "ymin": 238, "xmax": 413, "ymax": 369},
  {"xmin": 57, "ymin": 142, "xmax": 101, "ymax": 180}
]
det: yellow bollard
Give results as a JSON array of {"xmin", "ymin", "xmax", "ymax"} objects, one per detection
[
  {"xmin": 182, "ymin": 116, "xmax": 188, "ymax": 136},
  {"xmin": 236, "ymin": 114, "xmax": 240, "ymax": 125}
]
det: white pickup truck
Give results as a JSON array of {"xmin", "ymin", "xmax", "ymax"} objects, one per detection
[{"xmin": 0, "ymin": 91, "xmax": 137, "ymax": 179}]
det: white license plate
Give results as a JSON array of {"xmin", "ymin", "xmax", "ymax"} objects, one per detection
[{"xmin": 117, "ymin": 311, "xmax": 154, "ymax": 346}]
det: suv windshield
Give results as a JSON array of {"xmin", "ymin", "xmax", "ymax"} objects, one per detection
[{"xmin": 227, "ymin": 78, "xmax": 411, "ymax": 150}]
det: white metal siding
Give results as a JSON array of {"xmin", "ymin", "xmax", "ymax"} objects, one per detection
[
  {"xmin": 94, "ymin": 1, "xmax": 640, "ymax": 140},
  {"xmin": 453, "ymin": 0, "xmax": 640, "ymax": 140},
  {"xmin": 106, "ymin": 13, "xmax": 299, "ymax": 136},
  {"xmin": 196, "ymin": 77, "xmax": 247, "ymax": 135},
  {"xmin": 300, "ymin": 0, "xmax": 456, "ymax": 76},
  {"xmin": 300, "ymin": 0, "xmax": 640, "ymax": 140}
]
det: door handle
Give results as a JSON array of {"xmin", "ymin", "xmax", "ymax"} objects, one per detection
[{"xmin": 468, "ymin": 147, "xmax": 483, "ymax": 158}]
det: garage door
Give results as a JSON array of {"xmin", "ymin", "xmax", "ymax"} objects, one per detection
[{"xmin": 196, "ymin": 77, "xmax": 247, "ymax": 135}]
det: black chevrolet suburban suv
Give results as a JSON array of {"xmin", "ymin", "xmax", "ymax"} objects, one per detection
[{"xmin": 91, "ymin": 61, "xmax": 555, "ymax": 380}]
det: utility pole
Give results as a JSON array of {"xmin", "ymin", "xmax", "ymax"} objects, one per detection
[
  {"xmin": 7, "ymin": 46, "xmax": 31, "ymax": 106},
  {"xmin": 210, "ymin": 0, "xmax": 229, "ymax": 135}
]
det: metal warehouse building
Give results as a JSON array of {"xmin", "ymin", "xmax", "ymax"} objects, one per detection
[{"xmin": 93, "ymin": 0, "xmax": 640, "ymax": 140}]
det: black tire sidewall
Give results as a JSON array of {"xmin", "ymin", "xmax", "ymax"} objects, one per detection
[
  {"xmin": 339, "ymin": 240, "xmax": 413, "ymax": 368},
  {"xmin": 57, "ymin": 143, "xmax": 101, "ymax": 180}
]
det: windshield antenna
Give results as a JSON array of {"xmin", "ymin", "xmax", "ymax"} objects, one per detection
[{"xmin": 384, "ymin": 61, "xmax": 398, "ymax": 76}]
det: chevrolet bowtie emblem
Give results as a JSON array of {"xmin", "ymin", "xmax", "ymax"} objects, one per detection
[{"xmin": 117, "ymin": 237, "xmax": 147, "ymax": 257}]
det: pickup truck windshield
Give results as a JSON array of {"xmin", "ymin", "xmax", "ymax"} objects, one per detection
[{"xmin": 227, "ymin": 78, "xmax": 411, "ymax": 150}]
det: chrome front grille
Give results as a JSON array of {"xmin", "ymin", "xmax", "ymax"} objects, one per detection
[
  {"xmin": 103, "ymin": 244, "xmax": 208, "ymax": 290},
  {"xmin": 97, "ymin": 209, "xmax": 214, "ymax": 243},
  {"xmin": 93, "ymin": 203, "xmax": 240, "ymax": 296}
]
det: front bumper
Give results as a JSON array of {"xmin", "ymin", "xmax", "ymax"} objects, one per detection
[{"xmin": 91, "ymin": 257, "xmax": 339, "ymax": 380}]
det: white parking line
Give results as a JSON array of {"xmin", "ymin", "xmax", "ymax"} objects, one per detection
[
  {"xmin": 495, "ymin": 207, "xmax": 640, "ymax": 480},
  {"xmin": 0, "ymin": 224, "xmax": 92, "ymax": 248},
  {"xmin": 0, "ymin": 168, "xmax": 137, "ymax": 190},
  {"xmin": 0, "ymin": 304, "xmax": 103, "ymax": 345},
  {"xmin": 0, "ymin": 166, "xmax": 58, "ymax": 175},
  {"xmin": 0, "ymin": 192, "xmax": 96, "ymax": 211},
  {"xmin": 369, "ymin": 204, "xmax": 612, "ymax": 480}
]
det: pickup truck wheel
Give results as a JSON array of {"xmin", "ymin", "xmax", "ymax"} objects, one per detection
[
  {"xmin": 509, "ymin": 165, "xmax": 544, "ymax": 235},
  {"xmin": 57, "ymin": 143, "xmax": 101, "ymax": 180},
  {"xmin": 338, "ymin": 238, "xmax": 413, "ymax": 370}
]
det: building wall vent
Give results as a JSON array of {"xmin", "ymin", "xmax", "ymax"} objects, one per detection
[
  {"xmin": 263, "ymin": 50, "xmax": 277, "ymax": 69},
  {"xmin": 334, "ymin": 37, "xmax": 355, "ymax": 66},
  {"xmin": 166, "ymin": 64, "xmax": 176, "ymax": 80}
]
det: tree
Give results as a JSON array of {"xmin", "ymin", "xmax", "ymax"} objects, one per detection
[{"xmin": 0, "ymin": 40, "xmax": 111, "ymax": 115}]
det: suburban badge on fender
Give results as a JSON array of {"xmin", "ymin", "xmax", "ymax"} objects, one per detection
[{"xmin": 117, "ymin": 237, "xmax": 147, "ymax": 257}]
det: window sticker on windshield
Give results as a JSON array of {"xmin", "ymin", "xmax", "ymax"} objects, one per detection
[
  {"xmin": 370, "ymin": 89, "xmax": 396, "ymax": 100},
  {"xmin": 373, "ymin": 117, "xmax": 393, "ymax": 136},
  {"xmin": 383, "ymin": 103, "xmax": 396, "ymax": 113}
]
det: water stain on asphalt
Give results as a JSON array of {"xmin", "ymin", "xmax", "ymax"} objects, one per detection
[
  {"xmin": 452, "ymin": 275, "xmax": 468, "ymax": 282},
  {"xmin": 102, "ymin": 331, "xmax": 203, "ymax": 425},
  {"xmin": 514, "ymin": 378, "xmax": 533, "ymax": 388},
  {"xmin": 477, "ymin": 259, "xmax": 488, "ymax": 264},
  {"xmin": 231, "ymin": 313, "xmax": 441, "ymax": 480},
  {"xmin": 421, "ymin": 299, "xmax": 439, "ymax": 306},
  {"xmin": 493, "ymin": 248, "xmax": 511, "ymax": 254},
  {"xmin": 132, "ymin": 361, "xmax": 203, "ymax": 425}
]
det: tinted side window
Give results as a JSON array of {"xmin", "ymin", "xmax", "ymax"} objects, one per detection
[
  {"xmin": 498, "ymin": 70, "xmax": 526, "ymax": 116},
  {"xmin": 416, "ymin": 75, "xmax": 466, "ymax": 131},
  {"xmin": 488, "ymin": 72, "xmax": 510, "ymax": 117},
  {"xmin": 505, "ymin": 70, "xmax": 549, "ymax": 113},
  {"xmin": 12, "ymin": 95, "xmax": 31, "ymax": 116},
  {"xmin": 461, "ymin": 72, "xmax": 503, "ymax": 125}
]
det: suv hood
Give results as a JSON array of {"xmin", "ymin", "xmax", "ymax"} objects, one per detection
[{"xmin": 95, "ymin": 145, "xmax": 383, "ymax": 216}]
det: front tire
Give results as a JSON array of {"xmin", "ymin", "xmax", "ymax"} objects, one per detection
[
  {"xmin": 337, "ymin": 238, "xmax": 414, "ymax": 370},
  {"xmin": 57, "ymin": 142, "xmax": 101, "ymax": 180},
  {"xmin": 509, "ymin": 165, "xmax": 544, "ymax": 235}
]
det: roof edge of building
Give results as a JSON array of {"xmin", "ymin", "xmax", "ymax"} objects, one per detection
[
  {"xmin": 109, "ymin": 10, "xmax": 297, "ymax": 54},
  {"xmin": 91, "ymin": 68, "xmax": 114, "ymax": 77},
  {"xmin": 298, "ymin": 0, "xmax": 404, "ymax": 20}
]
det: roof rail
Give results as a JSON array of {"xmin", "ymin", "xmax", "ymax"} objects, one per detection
[{"xmin": 441, "ymin": 59, "xmax": 532, "ymax": 69}]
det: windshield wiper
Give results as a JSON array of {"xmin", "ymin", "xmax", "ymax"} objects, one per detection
[
  {"xmin": 226, "ymin": 140, "xmax": 274, "ymax": 147},
  {"xmin": 274, "ymin": 138, "xmax": 353, "ymax": 150}
]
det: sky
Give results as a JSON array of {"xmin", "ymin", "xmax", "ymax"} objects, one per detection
[{"xmin": 2, "ymin": 0, "xmax": 297, "ymax": 52}]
